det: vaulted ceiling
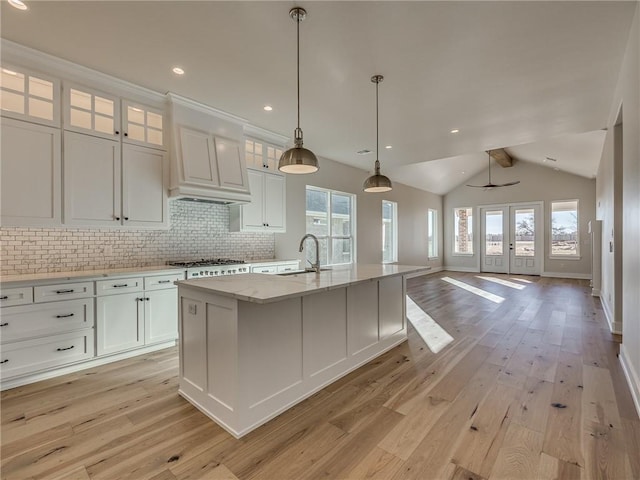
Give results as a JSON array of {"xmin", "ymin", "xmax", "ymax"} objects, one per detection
[{"xmin": 1, "ymin": 1, "xmax": 635, "ymax": 194}]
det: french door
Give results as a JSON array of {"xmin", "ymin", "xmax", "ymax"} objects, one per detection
[{"xmin": 480, "ymin": 203, "xmax": 542, "ymax": 275}]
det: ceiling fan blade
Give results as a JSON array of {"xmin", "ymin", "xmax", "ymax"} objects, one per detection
[
  {"xmin": 465, "ymin": 184, "xmax": 489, "ymax": 188},
  {"xmin": 495, "ymin": 181, "xmax": 521, "ymax": 187}
]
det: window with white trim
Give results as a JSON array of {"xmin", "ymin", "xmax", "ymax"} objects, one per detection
[
  {"xmin": 550, "ymin": 200, "xmax": 579, "ymax": 257},
  {"xmin": 305, "ymin": 186, "xmax": 356, "ymax": 266},
  {"xmin": 427, "ymin": 208, "xmax": 438, "ymax": 258},
  {"xmin": 382, "ymin": 200, "xmax": 398, "ymax": 263},
  {"xmin": 454, "ymin": 207, "xmax": 474, "ymax": 254}
]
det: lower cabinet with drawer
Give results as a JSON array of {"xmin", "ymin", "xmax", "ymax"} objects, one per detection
[{"xmin": 251, "ymin": 260, "xmax": 300, "ymax": 274}]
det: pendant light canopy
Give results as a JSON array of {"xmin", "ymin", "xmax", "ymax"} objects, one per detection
[
  {"xmin": 363, "ymin": 75, "xmax": 393, "ymax": 193},
  {"xmin": 278, "ymin": 7, "xmax": 319, "ymax": 174}
]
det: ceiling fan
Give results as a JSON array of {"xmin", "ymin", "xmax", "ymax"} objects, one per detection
[{"xmin": 466, "ymin": 151, "xmax": 521, "ymax": 189}]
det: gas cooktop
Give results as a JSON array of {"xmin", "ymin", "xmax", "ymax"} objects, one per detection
[{"xmin": 167, "ymin": 258, "xmax": 245, "ymax": 268}]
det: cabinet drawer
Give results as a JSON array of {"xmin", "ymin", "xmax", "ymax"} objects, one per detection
[
  {"xmin": 277, "ymin": 263, "xmax": 300, "ymax": 273},
  {"xmin": 0, "ymin": 330, "xmax": 95, "ymax": 379},
  {"xmin": 0, "ymin": 287, "xmax": 33, "ymax": 307},
  {"xmin": 34, "ymin": 282, "xmax": 93, "ymax": 302},
  {"xmin": 0, "ymin": 299, "xmax": 94, "ymax": 343},
  {"xmin": 96, "ymin": 277, "xmax": 143, "ymax": 295},
  {"xmin": 251, "ymin": 265, "xmax": 277, "ymax": 274},
  {"xmin": 144, "ymin": 272, "xmax": 185, "ymax": 291}
]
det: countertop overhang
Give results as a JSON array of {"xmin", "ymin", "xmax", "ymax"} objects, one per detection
[{"xmin": 176, "ymin": 264, "xmax": 430, "ymax": 304}]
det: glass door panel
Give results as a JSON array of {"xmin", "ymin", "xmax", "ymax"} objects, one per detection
[
  {"xmin": 510, "ymin": 205, "xmax": 542, "ymax": 275},
  {"xmin": 481, "ymin": 207, "xmax": 507, "ymax": 273}
]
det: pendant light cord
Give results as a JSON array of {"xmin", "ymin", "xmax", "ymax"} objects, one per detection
[
  {"xmin": 297, "ymin": 12, "xmax": 301, "ymax": 132},
  {"xmin": 376, "ymin": 78, "xmax": 379, "ymax": 167},
  {"xmin": 487, "ymin": 151, "xmax": 492, "ymax": 184}
]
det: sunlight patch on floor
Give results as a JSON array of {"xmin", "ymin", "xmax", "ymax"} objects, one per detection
[
  {"xmin": 510, "ymin": 277, "xmax": 533, "ymax": 284},
  {"xmin": 441, "ymin": 276, "xmax": 505, "ymax": 304},
  {"xmin": 406, "ymin": 296, "xmax": 454, "ymax": 353},
  {"xmin": 476, "ymin": 276, "xmax": 526, "ymax": 290}
]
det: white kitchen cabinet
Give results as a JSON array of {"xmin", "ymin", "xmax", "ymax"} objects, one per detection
[
  {"xmin": 0, "ymin": 65, "xmax": 60, "ymax": 127},
  {"xmin": 122, "ymin": 100, "xmax": 164, "ymax": 150},
  {"xmin": 176, "ymin": 126, "xmax": 250, "ymax": 194},
  {"xmin": 63, "ymin": 131, "xmax": 121, "ymax": 226},
  {"xmin": 63, "ymin": 83, "xmax": 120, "ymax": 140},
  {"xmin": 244, "ymin": 138, "xmax": 284, "ymax": 171},
  {"xmin": 144, "ymin": 288, "xmax": 179, "ymax": 345},
  {"xmin": 96, "ymin": 291, "xmax": 144, "ymax": 356},
  {"xmin": 63, "ymin": 132, "xmax": 167, "ymax": 227},
  {"xmin": 229, "ymin": 169, "xmax": 286, "ymax": 232},
  {"xmin": 250, "ymin": 260, "xmax": 301, "ymax": 274},
  {"xmin": 122, "ymin": 144, "xmax": 167, "ymax": 228},
  {"xmin": 1, "ymin": 118, "xmax": 61, "ymax": 226}
]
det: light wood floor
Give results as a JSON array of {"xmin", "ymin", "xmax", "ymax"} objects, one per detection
[{"xmin": 2, "ymin": 272, "xmax": 639, "ymax": 480}]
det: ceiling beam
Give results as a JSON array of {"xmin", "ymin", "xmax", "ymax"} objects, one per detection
[{"xmin": 488, "ymin": 149, "xmax": 513, "ymax": 168}]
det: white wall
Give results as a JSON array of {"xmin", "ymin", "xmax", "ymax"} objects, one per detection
[
  {"xmin": 274, "ymin": 156, "xmax": 443, "ymax": 268},
  {"xmin": 443, "ymin": 160, "xmax": 596, "ymax": 277},
  {"xmin": 599, "ymin": 3, "xmax": 640, "ymax": 415}
]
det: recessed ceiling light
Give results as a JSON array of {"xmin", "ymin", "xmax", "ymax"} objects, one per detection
[
  {"xmin": 8, "ymin": 0, "xmax": 28, "ymax": 10},
  {"xmin": 385, "ymin": 145, "xmax": 392, "ymax": 149},
  {"xmin": 263, "ymin": 105, "xmax": 273, "ymax": 111},
  {"xmin": 357, "ymin": 149, "xmax": 372, "ymax": 155},
  {"xmin": 172, "ymin": 67, "xmax": 185, "ymax": 75},
  {"xmin": 450, "ymin": 129, "xmax": 460, "ymax": 134},
  {"xmin": 461, "ymin": 171, "xmax": 465, "ymax": 174}
]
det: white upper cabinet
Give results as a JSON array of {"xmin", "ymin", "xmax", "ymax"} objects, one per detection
[
  {"xmin": 179, "ymin": 126, "xmax": 219, "ymax": 187},
  {"xmin": 245, "ymin": 138, "xmax": 283, "ymax": 171},
  {"xmin": 230, "ymin": 169, "xmax": 286, "ymax": 232},
  {"xmin": 63, "ymin": 83, "xmax": 120, "ymax": 140},
  {"xmin": 214, "ymin": 136, "xmax": 248, "ymax": 191},
  {"xmin": 122, "ymin": 100, "xmax": 164, "ymax": 149},
  {"xmin": 0, "ymin": 65, "xmax": 60, "ymax": 127},
  {"xmin": 1, "ymin": 118, "xmax": 61, "ymax": 226}
]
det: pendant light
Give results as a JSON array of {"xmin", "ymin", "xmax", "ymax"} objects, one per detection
[
  {"xmin": 363, "ymin": 75, "xmax": 393, "ymax": 192},
  {"xmin": 278, "ymin": 7, "xmax": 319, "ymax": 174}
]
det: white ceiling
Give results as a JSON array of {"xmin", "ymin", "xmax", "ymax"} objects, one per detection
[{"xmin": 1, "ymin": 1, "xmax": 635, "ymax": 194}]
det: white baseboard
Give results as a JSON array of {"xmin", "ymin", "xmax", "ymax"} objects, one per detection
[
  {"xmin": 541, "ymin": 271, "xmax": 592, "ymax": 280},
  {"xmin": 591, "ymin": 288, "xmax": 601, "ymax": 297},
  {"xmin": 426, "ymin": 266, "xmax": 444, "ymax": 274},
  {"xmin": 600, "ymin": 296, "xmax": 622, "ymax": 334},
  {"xmin": 1, "ymin": 341, "xmax": 176, "ymax": 391},
  {"xmin": 620, "ymin": 344, "xmax": 640, "ymax": 419},
  {"xmin": 444, "ymin": 266, "xmax": 478, "ymax": 273}
]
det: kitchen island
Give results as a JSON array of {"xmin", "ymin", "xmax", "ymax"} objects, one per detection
[{"xmin": 176, "ymin": 264, "xmax": 429, "ymax": 438}]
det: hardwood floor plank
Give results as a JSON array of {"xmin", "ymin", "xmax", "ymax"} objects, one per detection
[
  {"xmin": 489, "ymin": 423, "xmax": 543, "ymax": 479},
  {"xmin": 511, "ymin": 377, "xmax": 554, "ymax": 434},
  {"xmin": 340, "ymin": 446, "xmax": 404, "ymax": 480}
]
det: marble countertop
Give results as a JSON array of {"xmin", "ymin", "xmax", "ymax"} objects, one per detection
[
  {"xmin": 177, "ymin": 264, "xmax": 430, "ymax": 304},
  {"xmin": 1, "ymin": 265, "xmax": 186, "ymax": 286}
]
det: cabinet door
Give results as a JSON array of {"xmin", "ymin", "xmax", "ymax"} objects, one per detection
[
  {"xmin": 214, "ymin": 136, "xmax": 249, "ymax": 192},
  {"xmin": 178, "ymin": 126, "xmax": 218, "ymax": 187},
  {"xmin": 242, "ymin": 169, "xmax": 265, "ymax": 229},
  {"xmin": 1, "ymin": 66, "xmax": 60, "ymax": 127},
  {"xmin": 63, "ymin": 83, "xmax": 120, "ymax": 140},
  {"xmin": 122, "ymin": 100, "xmax": 164, "ymax": 149},
  {"xmin": 96, "ymin": 292, "xmax": 144, "ymax": 355},
  {"xmin": 145, "ymin": 288, "xmax": 178, "ymax": 345},
  {"xmin": 63, "ymin": 131, "xmax": 121, "ymax": 226},
  {"xmin": 264, "ymin": 172, "xmax": 285, "ymax": 231},
  {"xmin": 122, "ymin": 144, "xmax": 167, "ymax": 228},
  {"xmin": 1, "ymin": 118, "xmax": 61, "ymax": 226}
]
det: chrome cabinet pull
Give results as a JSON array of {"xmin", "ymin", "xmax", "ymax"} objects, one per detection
[
  {"xmin": 158, "ymin": 280, "xmax": 171, "ymax": 284},
  {"xmin": 112, "ymin": 284, "xmax": 128, "ymax": 288},
  {"xmin": 55, "ymin": 313, "xmax": 75, "ymax": 318},
  {"xmin": 55, "ymin": 289, "xmax": 75, "ymax": 294},
  {"xmin": 56, "ymin": 346, "xmax": 75, "ymax": 352}
]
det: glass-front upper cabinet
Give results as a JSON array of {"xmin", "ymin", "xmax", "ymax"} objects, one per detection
[
  {"xmin": 0, "ymin": 65, "xmax": 60, "ymax": 126},
  {"xmin": 245, "ymin": 138, "xmax": 284, "ymax": 171},
  {"xmin": 63, "ymin": 83, "xmax": 120, "ymax": 139},
  {"xmin": 122, "ymin": 100, "xmax": 164, "ymax": 150}
]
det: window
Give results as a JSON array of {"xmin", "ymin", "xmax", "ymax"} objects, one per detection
[
  {"xmin": 427, "ymin": 209, "xmax": 438, "ymax": 258},
  {"xmin": 550, "ymin": 200, "xmax": 579, "ymax": 257},
  {"xmin": 306, "ymin": 186, "xmax": 356, "ymax": 266},
  {"xmin": 454, "ymin": 207, "xmax": 473, "ymax": 254},
  {"xmin": 382, "ymin": 200, "xmax": 398, "ymax": 263}
]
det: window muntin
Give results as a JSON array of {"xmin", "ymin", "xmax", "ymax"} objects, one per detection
[
  {"xmin": 245, "ymin": 138, "xmax": 283, "ymax": 170},
  {"xmin": 305, "ymin": 186, "xmax": 355, "ymax": 267},
  {"xmin": 454, "ymin": 207, "xmax": 473, "ymax": 254},
  {"xmin": 1, "ymin": 67, "xmax": 57, "ymax": 122},
  {"xmin": 382, "ymin": 200, "xmax": 398, "ymax": 263},
  {"xmin": 550, "ymin": 200, "xmax": 579, "ymax": 257},
  {"xmin": 427, "ymin": 208, "xmax": 438, "ymax": 258}
]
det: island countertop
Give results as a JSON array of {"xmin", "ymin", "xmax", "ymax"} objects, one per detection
[{"xmin": 176, "ymin": 263, "xmax": 430, "ymax": 304}]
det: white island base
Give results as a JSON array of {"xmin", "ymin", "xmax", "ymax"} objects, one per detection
[{"xmin": 177, "ymin": 265, "xmax": 426, "ymax": 438}]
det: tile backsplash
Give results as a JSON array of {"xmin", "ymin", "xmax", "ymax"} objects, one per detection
[{"xmin": 1, "ymin": 200, "xmax": 275, "ymax": 276}]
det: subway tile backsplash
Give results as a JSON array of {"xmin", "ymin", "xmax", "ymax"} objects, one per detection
[{"xmin": 0, "ymin": 200, "xmax": 275, "ymax": 276}]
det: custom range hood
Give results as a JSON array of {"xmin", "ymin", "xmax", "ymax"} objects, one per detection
[{"xmin": 167, "ymin": 93, "xmax": 252, "ymax": 205}]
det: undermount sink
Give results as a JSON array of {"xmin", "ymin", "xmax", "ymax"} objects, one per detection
[{"xmin": 277, "ymin": 268, "xmax": 331, "ymax": 276}]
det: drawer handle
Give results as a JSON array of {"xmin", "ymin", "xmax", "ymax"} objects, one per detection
[
  {"xmin": 56, "ymin": 346, "xmax": 75, "ymax": 352},
  {"xmin": 0, "ymin": 322, "xmax": 8, "ymax": 327},
  {"xmin": 55, "ymin": 289, "xmax": 75, "ymax": 294},
  {"xmin": 55, "ymin": 313, "xmax": 75, "ymax": 319},
  {"xmin": 112, "ymin": 284, "xmax": 129, "ymax": 288},
  {"xmin": 0, "ymin": 296, "xmax": 8, "ymax": 300},
  {"xmin": 261, "ymin": 270, "xmax": 269, "ymax": 273},
  {"xmin": 157, "ymin": 280, "xmax": 172, "ymax": 284},
  {"xmin": 0, "ymin": 359, "xmax": 8, "ymax": 364}
]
